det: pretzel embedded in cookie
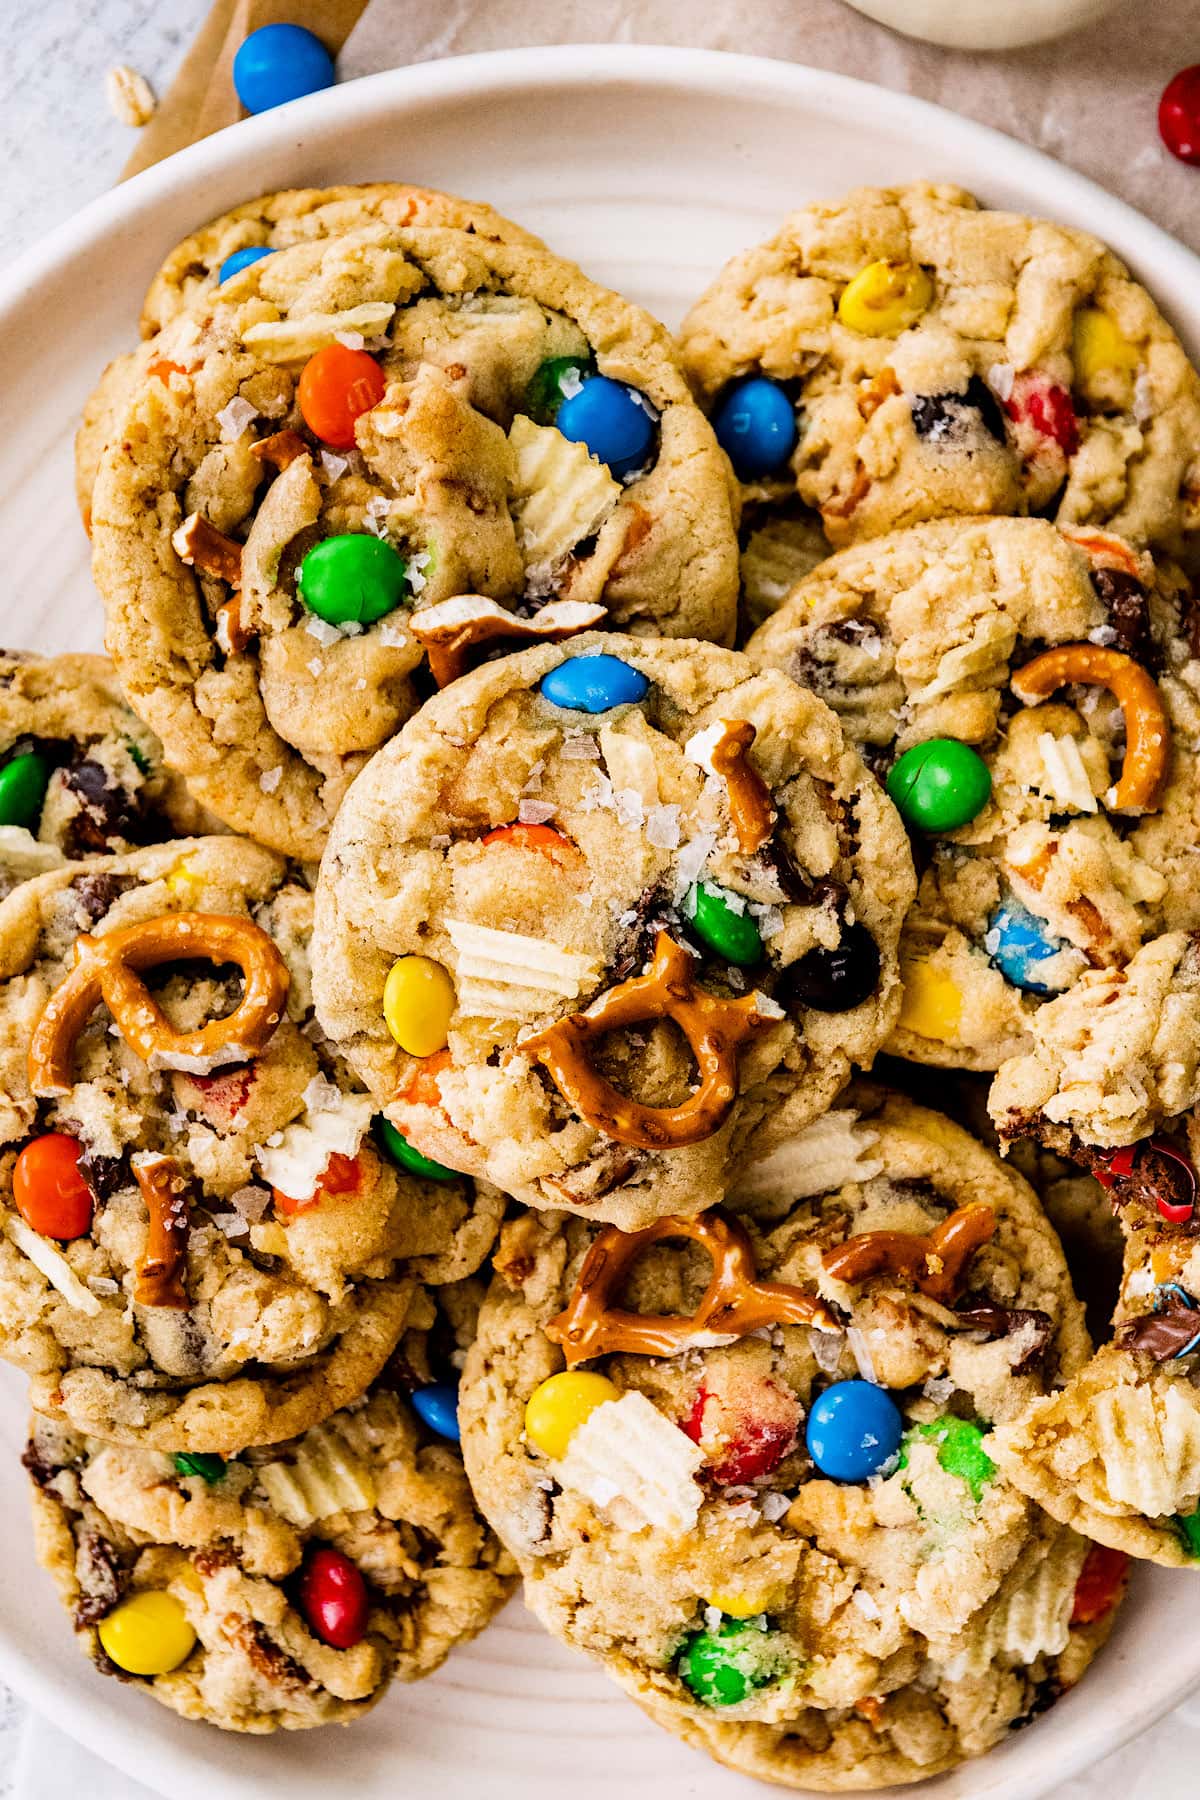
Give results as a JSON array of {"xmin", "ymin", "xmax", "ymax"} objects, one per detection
[
  {"xmin": 517, "ymin": 931, "xmax": 777, "ymax": 1149},
  {"xmin": 409, "ymin": 595, "xmax": 608, "ymax": 687},
  {"xmin": 822, "ymin": 1202, "xmax": 996, "ymax": 1304},
  {"xmin": 171, "ymin": 512, "xmax": 243, "ymax": 586},
  {"xmin": 545, "ymin": 1210, "xmax": 839, "ymax": 1365},
  {"xmin": 1010, "ymin": 644, "xmax": 1168, "ymax": 813},
  {"xmin": 132, "ymin": 1152, "xmax": 192, "ymax": 1309},
  {"xmin": 29, "ymin": 912, "xmax": 290, "ymax": 1095},
  {"xmin": 686, "ymin": 719, "xmax": 777, "ymax": 854}
]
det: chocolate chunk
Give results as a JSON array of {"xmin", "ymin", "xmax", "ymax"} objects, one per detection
[
  {"xmin": 1118, "ymin": 1299, "xmax": 1200, "ymax": 1361},
  {"xmin": 955, "ymin": 1298, "xmax": 1054, "ymax": 1374},
  {"xmin": 777, "ymin": 920, "xmax": 880, "ymax": 1014},
  {"xmin": 77, "ymin": 1146, "xmax": 128, "ymax": 1205},
  {"xmin": 610, "ymin": 881, "xmax": 680, "ymax": 982},
  {"xmin": 228, "ymin": 1617, "xmax": 314, "ymax": 1692},
  {"xmin": 69, "ymin": 870, "xmax": 136, "ymax": 927},
  {"xmin": 73, "ymin": 1529, "xmax": 126, "ymax": 1627},
  {"xmin": 910, "ymin": 376, "xmax": 1006, "ymax": 446},
  {"xmin": 60, "ymin": 758, "xmax": 145, "ymax": 855},
  {"xmin": 1090, "ymin": 567, "xmax": 1156, "ymax": 666},
  {"xmin": 20, "ymin": 1435, "xmax": 64, "ymax": 1490},
  {"xmin": 1011, "ymin": 1676, "xmax": 1063, "ymax": 1731}
]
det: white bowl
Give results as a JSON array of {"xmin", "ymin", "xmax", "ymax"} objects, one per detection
[{"xmin": 0, "ymin": 43, "xmax": 1195, "ymax": 1800}]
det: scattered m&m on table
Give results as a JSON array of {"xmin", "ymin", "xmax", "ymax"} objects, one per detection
[
  {"xmin": 805, "ymin": 1379, "xmax": 903, "ymax": 1482},
  {"xmin": 232, "ymin": 23, "xmax": 335, "ymax": 116},
  {"xmin": 539, "ymin": 653, "xmax": 649, "ymax": 713},
  {"xmin": 1160, "ymin": 65, "xmax": 1200, "ymax": 165}
]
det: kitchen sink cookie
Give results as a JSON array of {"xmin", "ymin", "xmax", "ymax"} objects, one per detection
[
  {"xmin": 75, "ymin": 182, "xmax": 540, "ymax": 529},
  {"xmin": 90, "ymin": 226, "xmax": 740, "ymax": 858},
  {"xmin": 0, "ymin": 651, "xmax": 218, "ymax": 899},
  {"xmin": 680, "ymin": 182, "xmax": 1200, "ymax": 560},
  {"xmin": 0, "ymin": 835, "xmax": 504, "ymax": 1452},
  {"xmin": 26, "ymin": 1279, "xmax": 515, "ymax": 1732},
  {"xmin": 458, "ymin": 1087, "xmax": 1092, "ymax": 1732},
  {"xmin": 748, "ymin": 515, "xmax": 1194, "ymax": 1075},
  {"xmin": 990, "ymin": 1125, "xmax": 1200, "ymax": 1567},
  {"xmin": 632, "ymin": 1543, "xmax": 1121, "ymax": 1792},
  {"xmin": 312, "ymin": 635, "xmax": 914, "ymax": 1229}
]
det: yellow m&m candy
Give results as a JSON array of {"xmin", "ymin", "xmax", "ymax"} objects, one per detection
[
  {"xmin": 897, "ymin": 959, "xmax": 962, "ymax": 1043},
  {"xmin": 524, "ymin": 1371, "xmax": 620, "ymax": 1459},
  {"xmin": 1073, "ymin": 307, "xmax": 1138, "ymax": 389},
  {"xmin": 97, "ymin": 1590, "xmax": 197, "ymax": 1675},
  {"xmin": 383, "ymin": 955, "xmax": 455, "ymax": 1057},
  {"xmin": 837, "ymin": 261, "xmax": 933, "ymax": 337},
  {"xmin": 703, "ymin": 1587, "xmax": 780, "ymax": 1620}
]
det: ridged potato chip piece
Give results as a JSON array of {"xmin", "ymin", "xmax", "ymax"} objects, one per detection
[{"xmin": 509, "ymin": 416, "xmax": 621, "ymax": 568}]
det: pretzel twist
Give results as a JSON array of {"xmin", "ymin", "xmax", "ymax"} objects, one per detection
[
  {"xmin": 709, "ymin": 720, "xmax": 777, "ymax": 854},
  {"xmin": 821, "ymin": 1202, "xmax": 996, "ymax": 1305},
  {"xmin": 409, "ymin": 595, "xmax": 607, "ymax": 687},
  {"xmin": 29, "ymin": 913, "xmax": 290, "ymax": 1095},
  {"xmin": 1010, "ymin": 643, "xmax": 1168, "ymax": 814},
  {"xmin": 133, "ymin": 1153, "xmax": 192, "ymax": 1309},
  {"xmin": 545, "ymin": 1210, "xmax": 840, "ymax": 1365},
  {"xmin": 517, "ymin": 932, "xmax": 776, "ymax": 1149}
]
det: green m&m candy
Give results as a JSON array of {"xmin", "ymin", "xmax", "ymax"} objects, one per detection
[
  {"xmin": 0, "ymin": 750, "xmax": 51, "ymax": 830},
  {"xmin": 686, "ymin": 881, "xmax": 764, "ymax": 967},
  {"xmin": 886, "ymin": 738, "xmax": 992, "ymax": 833},
  {"xmin": 173, "ymin": 1452, "xmax": 227, "ymax": 1484},
  {"xmin": 900, "ymin": 1416, "xmax": 995, "ymax": 1503},
  {"xmin": 677, "ymin": 1617, "xmax": 782, "ymax": 1708},
  {"xmin": 298, "ymin": 533, "xmax": 408, "ymax": 627},
  {"xmin": 524, "ymin": 355, "xmax": 596, "ymax": 427},
  {"xmin": 1175, "ymin": 1508, "xmax": 1200, "ymax": 1558},
  {"xmin": 374, "ymin": 1115, "xmax": 458, "ymax": 1183}
]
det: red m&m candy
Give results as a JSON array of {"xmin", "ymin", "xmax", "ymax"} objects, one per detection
[
  {"xmin": 274, "ymin": 1150, "xmax": 363, "ymax": 1218},
  {"xmin": 1160, "ymin": 66, "xmax": 1200, "ymax": 166},
  {"xmin": 13, "ymin": 1133, "xmax": 93, "ymax": 1240},
  {"xmin": 297, "ymin": 1547, "xmax": 369, "ymax": 1648},
  {"xmin": 298, "ymin": 344, "xmax": 385, "ymax": 448}
]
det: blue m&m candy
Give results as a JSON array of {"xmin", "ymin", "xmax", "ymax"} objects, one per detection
[
  {"xmin": 411, "ymin": 1383, "xmax": 460, "ymax": 1442},
  {"xmin": 232, "ymin": 23, "xmax": 335, "ymax": 115},
  {"xmin": 806, "ymin": 1380, "xmax": 903, "ymax": 1482},
  {"xmin": 218, "ymin": 245, "xmax": 277, "ymax": 285},
  {"xmin": 555, "ymin": 376, "xmax": 656, "ymax": 478},
  {"xmin": 711, "ymin": 376, "xmax": 798, "ymax": 481},
  {"xmin": 539, "ymin": 654, "xmax": 649, "ymax": 713},
  {"xmin": 986, "ymin": 899, "xmax": 1069, "ymax": 996}
]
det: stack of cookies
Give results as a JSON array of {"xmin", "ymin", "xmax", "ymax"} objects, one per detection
[{"xmin": 2, "ymin": 175, "xmax": 1198, "ymax": 1783}]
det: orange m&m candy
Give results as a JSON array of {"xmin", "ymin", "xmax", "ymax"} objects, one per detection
[
  {"xmin": 298, "ymin": 344, "xmax": 385, "ymax": 448},
  {"xmin": 481, "ymin": 823, "xmax": 583, "ymax": 867},
  {"xmin": 13, "ymin": 1133, "xmax": 94, "ymax": 1240},
  {"xmin": 274, "ymin": 1150, "xmax": 364, "ymax": 1217}
]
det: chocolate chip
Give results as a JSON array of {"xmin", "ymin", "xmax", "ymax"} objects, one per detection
[
  {"xmin": 610, "ymin": 881, "xmax": 681, "ymax": 982},
  {"xmin": 20, "ymin": 1434, "xmax": 64, "ymax": 1489},
  {"xmin": 1090, "ymin": 567, "xmax": 1156, "ymax": 666},
  {"xmin": 73, "ymin": 1530, "xmax": 127, "ymax": 1627},
  {"xmin": 776, "ymin": 921, "xmax": 881, "ymax": 1013},
  {"xmin": 910, "ymin": 376, "xmax": 1006, "ymax": 446},
  {"xmin": 69, "ymin": 871, "xmax": 136, "ymax": 927},
  {"xmin": 60, "ymin": 757, "xmax": 147, "ymax": 854},
  {"xmin": 1118, "ymin": 1297, "xmax": 1200, "ymax": 1361},
  {"xmin": 77, "ymin": 1146, "xmax": 128, "ymax": 1205},
  {"xmin": 955, "ymin": 1298, "xmax": 1054, "ymax": 1374}
]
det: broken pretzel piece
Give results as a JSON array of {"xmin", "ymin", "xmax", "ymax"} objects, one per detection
[
  {"xmin": 546, "ymin": 1209, "xmax": 839, "ymax": 1366},
  {"xmin": 171, "ymin": 512, "xmax": 243, "ymax": 586},
  {"xmin": 686, "ymin": 718, "xmax": 777, "ymax": 854},
  {"xmin": 29, "ymin": 912, "xmax": 290, "ymax": 1095},
  {"xmin": 409, "ymin": 595, "xmax": 607, "ymax": 687},
  {"xmin": 1010, "ymin": 643, "xmax": 1168, "ymax": 814},
  {"xmin": 517, "ymin": 931, "xmax": 777, "ymax": 1150},
  {"xmin": 133, "ymin": 1152, "xmax": 192, "ymax": 1309},
  {"xmin": 251, "ymin": 430, "xmax": 310, "ymax": 471},
  {"xmin": 822, "ymin": 1201, "xmax": 996, "ymax": 1305}
]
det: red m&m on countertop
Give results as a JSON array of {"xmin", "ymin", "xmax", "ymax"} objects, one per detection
[{"xmin": 1160, "ymin": 65, "xmax": 1200, "ymax": 165}]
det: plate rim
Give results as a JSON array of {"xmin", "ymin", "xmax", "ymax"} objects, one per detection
[{"xmin": 0, "ymin": 40, "xmax": 1196, "ymax": 1799}]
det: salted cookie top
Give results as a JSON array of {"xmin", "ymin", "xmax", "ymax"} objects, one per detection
[
  {"xmin": 633, "ymin": 1529, "xmax": 1120, "ymax": 1792},
  {"xmin": 26, "ymin": 1280, "xmax": 514, "ymax": 1733},
  {"xmin": 0, "ymin": 836, "xmax": 503, "ymax": 1452},
  {"xmin": 90, "ymin": 226, "xmax": 740, "ymax": 858},
  {"xmin": 0, "ymin": 652, "xmax": 217, "ymax": 899},
  {"xmin": 75, "ymin": 181, "xmax": 540, "ymax": 526},
  {"xmin": 458, "ymin": 1088, "xmax": 1091, "ymax": 1730},
  {"xmin": 991, "ymin": 1127, "xmax": 1200, "ymax": 1566},
  {"xmin": 680, "ymin": 183, "xmax": 1200, "ymax": 557},
  {"xmin": 312, "ymin": 635, "xmax": 914, "ymax": 1230},
  {"xmin": 749, "ymin": 515, "xmax": 1195, "ymax": 1075}
]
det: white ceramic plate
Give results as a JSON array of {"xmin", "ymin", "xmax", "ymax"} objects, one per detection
[{"xmin": 0, "ymin": 43, "xmax": 1196, "ymax": 1800}]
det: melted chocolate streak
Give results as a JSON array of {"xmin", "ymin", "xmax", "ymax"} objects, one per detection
[{"xmin": 1119, "ymin": 1301, "xmax": 1200, "ymax": 1362}]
